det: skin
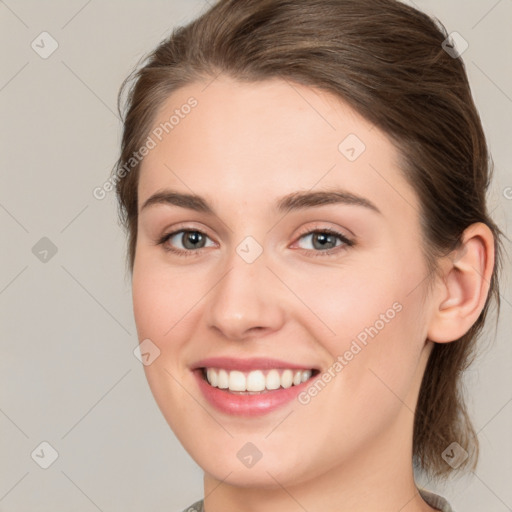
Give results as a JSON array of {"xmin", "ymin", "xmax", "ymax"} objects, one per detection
[{"xmin": 132, "ymin": 76, "xmax": 494, "ymax": 512}]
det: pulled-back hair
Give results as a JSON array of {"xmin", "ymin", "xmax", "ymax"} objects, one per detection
[{"xmin": 113, "ymin": 0, "xmax": 502, "ymax": 480}]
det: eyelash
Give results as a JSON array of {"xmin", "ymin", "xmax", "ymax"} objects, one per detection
[{"xmin": 156, "ymin": 226, "xmax": 354, "ymax": 258}]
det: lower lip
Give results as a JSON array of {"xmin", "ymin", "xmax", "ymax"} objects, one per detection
[{"xmin": 193, "ymin": 369, "xmax": 315, "ymax": 417}]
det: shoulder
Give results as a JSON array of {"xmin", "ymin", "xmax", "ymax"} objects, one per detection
[
  {"xmin": 182, "ymin": 494, "xmax": 454, "ymax": 512},
  {"xmin": 418, "ymin": 487, "xmax": 455, "ymax": 512},
  {"xmin": 180, "ymin": 499, "xmax": 204, "ymax": 512}
]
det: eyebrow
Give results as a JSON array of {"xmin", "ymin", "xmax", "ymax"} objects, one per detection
[{"xmin": 140, "ymin": 188, "xmax": 381, "ymax": 215}]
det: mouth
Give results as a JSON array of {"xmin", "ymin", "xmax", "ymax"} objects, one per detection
[
  {"xmin": 197, "ymin": 367, "xmax": 320, "ymax": 394},
  {"xmin": 192, "ymin": 358, "xmax": 322, "ymax": 416}
]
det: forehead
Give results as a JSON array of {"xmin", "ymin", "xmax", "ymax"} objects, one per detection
[{"xmin": 137, "ymin": 76, "xmax": 418, "ymax": 219}]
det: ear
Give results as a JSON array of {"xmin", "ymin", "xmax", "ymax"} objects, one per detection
[{"xmin": 427, "ymin": 222, "xmax": 495, "ymax": 343}]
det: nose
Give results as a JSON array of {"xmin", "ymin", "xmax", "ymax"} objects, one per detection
[{"xmin": 204, "ymin": 246, "xmax": 287, "ymax": 341}]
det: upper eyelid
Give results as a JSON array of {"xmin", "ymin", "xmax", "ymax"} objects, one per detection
[
  {"xmin": 163, "ymin": 224, "xmax": 349, "ymax": 237},
  {"xmin": 295, "ymin": 224, "xmax": 351, "ymax": 238},
  {"xmin": 164, "ymin": 224, "xmax": 217, "ymax": 244}
]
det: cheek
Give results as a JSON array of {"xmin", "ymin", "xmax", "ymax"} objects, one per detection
[
  {"xmin": 288, "ymin": 280, "xmax": 426, "ymax": 464},
  {"xmin": 132, "ymin": 251, "xmax": 199, "ymax": 340},
  {"xmin": 132, "ymin": 273, "xmax": 166, "ymax": 341},
  {"xmin": 286, "ymin": 255, "xmax": 427, "ymax": 401},
  {"xmin": 132, "ymin": 254, "xmax": 200, "ymax": 423},
  {"xmin": 282, "ymin": 262, "xmax": 402, "ymax": 341},
  {"xmin": 285, "ymin": 240, "xmax": 426, "ymax": 348}
]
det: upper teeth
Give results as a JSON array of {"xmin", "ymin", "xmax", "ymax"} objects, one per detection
[{"xmin": 205, "ymin": 368, "xmax": 313, "ymax": 392}]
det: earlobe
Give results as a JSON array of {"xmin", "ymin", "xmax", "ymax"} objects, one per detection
[{"xmin": 427, "ymin": 222, "xmax": 495, "ymax": 344}]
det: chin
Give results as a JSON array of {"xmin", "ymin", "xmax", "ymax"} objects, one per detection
[{"xmin": 199, "ymin": 448, "xmax": 316, "ymax": 489}]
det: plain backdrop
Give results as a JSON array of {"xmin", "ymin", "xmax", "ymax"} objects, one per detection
[{"xmin": 1, "ymin": 1, "xmax": 511, "ymax": 511}]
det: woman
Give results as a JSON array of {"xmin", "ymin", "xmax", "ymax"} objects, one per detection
[{"xmin": 112, "ymin": 1, "xmax": 502, "ymax": 511}]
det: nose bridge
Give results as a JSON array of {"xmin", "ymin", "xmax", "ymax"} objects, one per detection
[{"xmin": 205, "ymin": 236, "xmax": 285, "ymax": 339}]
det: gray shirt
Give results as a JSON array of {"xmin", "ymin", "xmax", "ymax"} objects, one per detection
[{"xmin": 181, "ymin": 487, "xmax": 454, "ymax": 512}]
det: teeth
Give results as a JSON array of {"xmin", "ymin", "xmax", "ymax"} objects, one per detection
[
  {"xmin": 217, "ymin": 369, "xmax": 229, "ymax": 389},
  {"xmin": 206, "ymin": 368, "xmax": 218, "ymax": 388},
  {"xmin": 281, "ymin": 369, "xmax": 293, "ymax": 389},
  {"xmin": 247, "ymin": 370, "xmax": 266, "ymax": 391},
  {"xmin": 204, "ymin": 368, "xmax": 313, "ymax": 392},
  {"xmin": 229, "ymin": 370, "xmax": 247, "ymax": 391}
]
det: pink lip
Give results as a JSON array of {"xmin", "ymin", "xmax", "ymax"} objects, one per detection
[
  {"xmin": 192, "ymin": 368, "xmax": 317, "ymax": 417},
  {"xmin": 190, "ymin": 357, "xmax": 317, "ymax": 372}
]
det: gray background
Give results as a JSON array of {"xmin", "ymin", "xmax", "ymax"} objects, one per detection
[{"xmin": 0, "ymin": 1, "xmax": 511, "ymax": 511}]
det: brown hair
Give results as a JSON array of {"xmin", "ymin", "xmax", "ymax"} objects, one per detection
[{"xmin": 113, "ymin": 0, "xmax": 502, "ymax": 480}]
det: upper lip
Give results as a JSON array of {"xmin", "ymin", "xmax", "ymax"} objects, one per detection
[{"xmin": 190, "ymin": 357, "xmax": 319, "ymax": 372}]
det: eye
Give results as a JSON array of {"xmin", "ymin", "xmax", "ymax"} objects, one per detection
[
  {"xmin": 156, "ymin": 226, "xmax": 354, "ymax": 258},
  {"xmin": 157, "ymin": 229, "xmax": 215, "ymax": 256},
  {"xmin": 294, "ymin": 228, "xmax": 354, "ymax": 256}
]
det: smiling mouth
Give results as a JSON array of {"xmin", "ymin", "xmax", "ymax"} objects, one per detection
[{"xmin": 199, "ymin": 367, "xmax": 320, "ymax": 394}]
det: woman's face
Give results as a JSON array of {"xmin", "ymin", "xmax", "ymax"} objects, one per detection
[{"xmin": 133, "ymin": 76, "xmax": 435, "ymax": 488}]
